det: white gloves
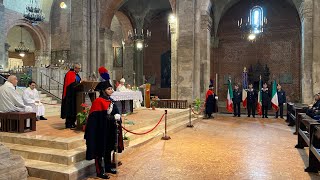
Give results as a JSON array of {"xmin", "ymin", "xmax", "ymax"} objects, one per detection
[
  {"xmin": 107, "ymin": 103, "xmax": 113, "ymax": 114},
  {"xmin": 114, "ymin": 114, "xmax": 121, "ymax": 121},
  {"xmin": 283, "ymin": 103, "xmax": 286, "ymax": 105},
  {"xmin": 215, "ymin": 96, "xmax": 218, "ymax": 100}
]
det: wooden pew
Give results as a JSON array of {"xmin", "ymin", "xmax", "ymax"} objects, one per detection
[
  {"xmin": 305, "ymin": 125, "xmax": 320, "ymax": 172},
  {"xmin": 287, "ymin": 103, "xmax": 307, "ymax": 127},
  {"xmin": 295, "ymin": 117, "xmax": 320, "ymax": 149}
]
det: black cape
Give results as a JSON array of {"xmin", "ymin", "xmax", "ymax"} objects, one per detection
[
  {"xmin": 84, "ymin": 96, "xmax": 124, "ymax": 160},
  {"xmin": 205, "ymin": 89, "xmax": 218, "ymax": 114}
]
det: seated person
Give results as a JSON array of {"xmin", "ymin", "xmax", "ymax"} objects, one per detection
[
  {"xmin": 116, "ymin": 78, "xmax": 127, "ymax": 92},
  {"xmin": 306, "ymin": 93, "xmax": 320, "ymax": 118},
  {"xmin": 0, "ymin": 75, "xmax": 33, "ymax": 112},
  {"xmin": 22, "ymin": 81, "xmax": 47, "ymax": 120}
]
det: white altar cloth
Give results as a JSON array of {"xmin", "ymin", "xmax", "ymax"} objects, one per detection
[{"xmin": 111, "ymin": 91, "xmax": 143, "ymax": 102}]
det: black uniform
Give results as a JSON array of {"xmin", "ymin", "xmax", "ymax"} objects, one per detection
[
  {"xmin": 261, "ymin": 88, "xmax": 271, "ymax": 118},
  {"xmin": 306, "ymin": 100, "xmax": 320, "ymax": 118},
  {"xmin": 232, "ymin": 89, "xmax": 242, "ymax": 117},
  {"xmin": 276, "ymin": 89, "xmax": 286, "ymax": 118},
  {"xmin": 247, "ymin": 89, "xmax": 257, "ymax": 117}
]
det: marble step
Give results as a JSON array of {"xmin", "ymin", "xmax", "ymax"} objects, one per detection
[
  {"xmin": 128, "ymin": 116, "xmax": 201, "ymax": 147},
  {"xmin": 0, "ymin": 154, "xmax": 28, "ymax": 179},
  {"xmin": 0, "ymin": 132, "xmax": 85, "ymax": 150},
  {"xmin": 26, "ymin": 159, "xmax": 95, "ymax": 180},
  {"xmin": 3, "ymin": 142, "xmax": 86, "ymax": 165},
  {"xmin": 125, "ymin": 114, "xmax": 191, "ymax": 141},
  {"xmin": 0, "ymin": 144, "xmax": 10, "ymax": 159},
  {"xmin": 124, "ymin": 109, "xmax": 189, "ymax": 131}
]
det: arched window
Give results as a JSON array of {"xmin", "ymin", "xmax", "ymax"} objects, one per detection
[{"xmin": 250, "ymin": 6, "xmax": 263, "ymax": 34}]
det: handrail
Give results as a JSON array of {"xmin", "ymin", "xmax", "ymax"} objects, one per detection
[
  {"xmin": 39, "ymin": 72, "xmax": 63, "ymax": 101},
  {"xmin": 0, "ymin": 74, "xmax": 8, "ymax": 81}
]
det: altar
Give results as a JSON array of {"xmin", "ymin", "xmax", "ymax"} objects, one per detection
[{"xmin": 111, "ymin": 91, "xmax": 143, "ymax": 114}]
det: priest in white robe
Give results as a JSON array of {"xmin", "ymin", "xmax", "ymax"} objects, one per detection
[
  {"xmin": 22, "ymin": 81, "xmax": 47, "ymax": 120},
  {"xmin": 116, "ymin": 78, "xmax": 127, "ymax": 92},
  {"xmin": 0, "ymin": 75, "xmax": 33, "ymax": 113}
]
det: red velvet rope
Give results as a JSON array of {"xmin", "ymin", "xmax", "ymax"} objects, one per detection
[{"xmin": 121, "ymin": 113, "xmax": 165, "ymax": 135}]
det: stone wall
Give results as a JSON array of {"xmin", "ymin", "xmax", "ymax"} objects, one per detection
[
  {"xmin": 144, "ymin": 12, "xmax": 171, "ymax": 99},
  {"xmin": 211, "ymin": 0, "xmax": 301, "ymax": 102}
]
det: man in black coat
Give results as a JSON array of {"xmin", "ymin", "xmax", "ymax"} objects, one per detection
[
  {"xmin": 232, "ymin": 84, "xmax": 242, "ymax": 117},
  {"xmin": 276, "ymin": 84, "xmax": 286, "ymax": 118},
  {"xmin": 261, "ymin": 82, "xmax": 271, "ymax": 118},
  {"xmin": 247, "ymin": 83, "xmax": 257, "ymax": 118},
  {"xmin": 306, "ymin": 93, "xmax": 320, "ymax": 118}
]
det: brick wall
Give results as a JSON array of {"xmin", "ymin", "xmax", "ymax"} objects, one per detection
[
  {"xmin": 144, "ymin": 12, "xmax": 171, "ymax": 99},
  {"xmin": 211, "ymin": 0, "xmax": 301, "ymax": 102}
]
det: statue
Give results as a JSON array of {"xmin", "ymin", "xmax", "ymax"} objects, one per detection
[{"xmin": 242, "ymin": 67, "xmax": 248, "ymax": 89}]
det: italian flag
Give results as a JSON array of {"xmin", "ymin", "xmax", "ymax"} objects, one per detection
[
  {"xmin": 242, "ymin": 89, "xmax": 247, "ymax": 108},
  {"xmin": 271, "ymin": 80, "xmax": 279, "ymax": 111},
  {"xmin": 227, "ymin": 80, "xmax": 233, "ymax": 112},
  {"xmin": 257, "ymin": 79, "xmax": 262, "ymax": 115}
]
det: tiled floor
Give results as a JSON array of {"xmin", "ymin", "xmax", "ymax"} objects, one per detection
[{"xmin": 87, "ymin": 115, "xmax": 320, "ymax": 180}]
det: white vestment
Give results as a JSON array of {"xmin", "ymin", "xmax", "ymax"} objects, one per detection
[
  {"xmin": 22, "ymin": 87, "xmax": 45, "ymax": 117},
  {"xmin": 116, "ymin": 84, "xmax": 127, "ymax": 92},
  {"xmin": 0, "ymin": 81, "xmax": 33, "ymax": 112}
]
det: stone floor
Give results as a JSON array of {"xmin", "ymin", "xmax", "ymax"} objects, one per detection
[{"xmin": 87, "ymin": 115, "xmax": 320, "ymax": 180}]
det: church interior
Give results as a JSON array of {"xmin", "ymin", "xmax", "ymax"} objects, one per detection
[{"xmin": 1, "ymin": 0, "xmax": 320, "ymax": 179}]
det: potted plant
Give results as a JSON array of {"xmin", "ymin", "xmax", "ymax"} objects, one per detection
[
  {"xmin": 77, "ymin": 103, "xmax": 90, "ymax": 131},
  {"xmin": 193, "ymin": 98, "xmax": 202, "ymax": 117},
  {"xmin": 123, "ymin": 133, "xmax": 130, "ymax": 148},
  {"xmin": 151, "ymin": 96, "xmax": 160, "ymax": 110}
]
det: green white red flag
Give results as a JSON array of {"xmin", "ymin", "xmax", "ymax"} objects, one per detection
[
  {"xmin": 227, "ymin": 80, "xmax": 233, "ymax": 112},
  {"xmin": 271, "ymin": 80, "xmax": 279, "ymax": 111}
]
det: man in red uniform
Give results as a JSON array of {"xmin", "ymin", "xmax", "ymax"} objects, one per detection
[
  {"xmin": 61, "ymin": 63, "xmax": 82, "ymax": 128},
  {"xmin": 204, "ymin": 85, "xmax": 218, "ymax": 119}
]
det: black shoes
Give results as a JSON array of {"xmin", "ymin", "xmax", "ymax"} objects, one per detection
[
  {"xmin": 97, "ymin": 173, "xmax": 110, "ymax": 179},
  {"xmin": 106, "ymin": 168, "xmax": 117, "ymax": 174},
  {"xmin": 40, "ymin": 116, "xmax": 47, "ymax": 120},
  {"xmin": 65, "ymin": 124, "xmax": 76, "ymax": 129}
]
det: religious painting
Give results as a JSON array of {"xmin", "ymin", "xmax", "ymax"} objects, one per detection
[
  {"xmin": 161, "ymin": 50, "xmax": 171, "ymax": 88},
  {"xmin": 113, "ymin": 47, "xmax": 123, "ymax": 67}
]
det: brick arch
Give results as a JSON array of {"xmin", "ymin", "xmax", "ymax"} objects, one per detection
[
  {"xmin": 5, "ymin": 21, "xmax": 48, "ymax": 51},
  {"xmin": 101, "ymin": 0, "xmax": 177, "ymax": 29},
  {"xmin": 213, "ymin": 0, "xmax": 301, "ymax": 35},
  {"xmin": 114, "ymin": 11, "xmax": 133, "ymax": 41}
]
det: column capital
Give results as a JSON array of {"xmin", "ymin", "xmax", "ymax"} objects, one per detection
[
  {"xmin": 299, "ymin": 1, "xmax": 313, "ymax": 21},
  {"xmin": 201, "ymin": 14, "xmax": 212, "ymax": 31},
  {"xmin": 99, "ymin": 28, "xmax": 114, "ymax": 39}
]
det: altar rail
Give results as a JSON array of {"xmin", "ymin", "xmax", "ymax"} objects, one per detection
[{"xmin": 158, "ymin": 99, "xmax": 188, "ymax": 109}]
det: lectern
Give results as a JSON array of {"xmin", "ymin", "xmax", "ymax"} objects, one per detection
[{"xmin": 75, "ymin": 81, "xmax": 99, "ymax": 129}]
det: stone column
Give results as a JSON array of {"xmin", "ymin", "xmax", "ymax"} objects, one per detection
[
  {"xmin": 300, "ymin": 0, "xmax": 314, "ymax": 103},
  {"xmin": 4, "ymin": 43, "xmax": 9, "ymax": 71},
  {"xmin": 134, "ymin": 47, "xmax": 144, "ymax": 86},
  {"xmin": 71, "ymin": 0, "xmax": 89, "ymax": 73},
  {"xmin": 312, "ymin": 0, "xmax": 320, "ymax": 95},
  {"xmin": 99, "ymin": 28, "xmax": 114, "ymax": 75},
  {"xmin": 123, "ymin": 44, "xmax": 134, "ymax": 86},
  {"xmin": 170, "ymin": 17, "xmax": 178, "ymax": 99},
  {"xmin": 176, "ymin": 0, "xmax": 195, "ymax": 103},
  {"xmin": 89, "ymin": 0, "xmax": 100, "ymax": 74},
  {"xmin": 0, "ymin": 2, "xmax": 5, "ymax": 70},
  {"xmin": 200, "ymin": 13, "xmax": 212, "ymax": 99}
]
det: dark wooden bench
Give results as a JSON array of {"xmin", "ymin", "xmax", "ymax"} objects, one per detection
[
  {"xmin": 0, "ymin": 112, "xmax": 36, "ymax": 133},
  {"xmin": 158, "ymin": 99, "xmax": 188, "ymax": 109},
  {"xmin": 295, "ymin": 117, "xmax": 320, "ymax": 149},
  {"xmin": 287, "ymin": 103, "xmax": 307, "ymax": 127},
  {"xmin": 305, "ymin": 125, "xmax": 320, "ymax": 172}
]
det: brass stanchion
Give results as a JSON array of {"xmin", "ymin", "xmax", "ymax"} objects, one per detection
[
  {"xmin": 187, "ymin": 105, "xmax": 194, "ymax": 128},
  {"xmin": 161, "ymin": 110, "xmax": 171, "ymax": 140}
]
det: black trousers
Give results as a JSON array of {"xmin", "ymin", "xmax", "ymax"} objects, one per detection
[
  {"xmin": 95, "ymin": 150, "xmax": 112, "ymax": 175},
  {"xmin": 276, "ymin": 103, "xmax": 284, "ymax": 118},
  {"xmin": 65, "ymin": 117, "xmax": 76, "ymax": 126},
  {"xmin": 247, "ymin": 103, "xmax": 256, "ymax": 117},
  {"xmin": 233, "ymin": 102, "xmax": 241, "ymax": 116},
  {"xmin": 262, "ymin": 105, "xmax": 268, "ymax": 117}
]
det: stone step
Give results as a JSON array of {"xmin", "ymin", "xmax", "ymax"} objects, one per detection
[
  {"xmin": 125, "ymin": 113, "xmax": 191, "ymax": 142},
  {"xmin": 0, "ymin": 132, "xmax": 85, "ymax": 150},
  {"xmin": 25, "ymin": 159, "xmax": 95, "ymax": 180},
  {"xmin": 0, "ymin": 144, "xmax": 10, "ymax": 159},
  {"xmin": 128, "ymin": 116, "xmax": 201, "ymax": 147},
  {"xmin": 3, "ymin": 142, "xmax": 86, "ymax": 165},
  {"xmin": 40, "ymin": 94, "xmax": 47, "ymax": 98},
  {"xmin": 124, "ymin": 109, "xmax": 189, "ymax": 131}
]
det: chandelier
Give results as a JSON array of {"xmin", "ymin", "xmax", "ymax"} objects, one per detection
[
  {"xmin": 128, "ymin": 28, "xmax": 151, "ymax": 50},
  {"xmin": 237, "ymin": 6, "xmax": 267, "ymax": 41},
  {"xmin": 23, "ymin": 0, "xmax": 45, "ymax": 24},
  {"xmin": 15, "ymin": 26, "xmax": 29, "ymax": 57}
]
